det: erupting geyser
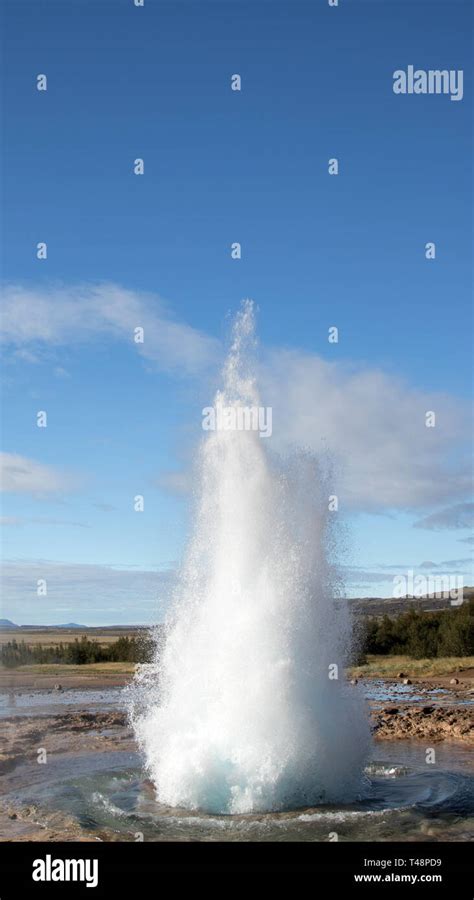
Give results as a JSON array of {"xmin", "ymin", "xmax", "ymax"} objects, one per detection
[{"xmin": 130, "ymin": 302, "xmax": 369, "ymax": 814}]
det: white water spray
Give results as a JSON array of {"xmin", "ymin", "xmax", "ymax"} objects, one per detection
[{"xmin": 131, "ymin": 302, "xmax": 369, "ymax": 814}]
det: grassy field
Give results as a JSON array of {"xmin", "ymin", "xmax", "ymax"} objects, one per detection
[
  {"xmin": 2, "ymin": 656, "xmax": 472, "ymax": 681},
  {"xmin": 0, "ymin": 628, "xmax": 143, "ymax": 647},
  {"xmin": 349, "ymin": 654, "xmax": 474, "ymax": 679},
  {"xmin": 2, "ymin": 661, "xmax": 137, "ymax": 677}
]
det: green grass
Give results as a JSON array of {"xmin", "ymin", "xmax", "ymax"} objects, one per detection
[{"xmin": 349, "ymin": 655, "xmax": 474, "ymax": 679}]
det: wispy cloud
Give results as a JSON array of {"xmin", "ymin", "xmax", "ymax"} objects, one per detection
[
  {"xmin": 343, "ymin": 567, "xmax": 396, "ymax": 585},
  {"xmin": 413, "ymin": 502, "xmax": 474, "ymax": 531},
  {"xmin": 418, "ymin": 557, "xmax": 472, "ymax": 571},
  {"xmin": 342, "ymin": 556, "xmax": 472, "ymax": 596},
  {"xmin": 3, "ymin": 283, "xmax": 471, "ymax": 518},
  {"xmin": 1, "ymin": 559, "xmax": 176, "ymax": 625},
  {"xmin": 0, "ymin": 452, "xmax": 83, "ymax": 497},
  {"xmin": 1, "ymin": 282, "xmax": 220, "ymax": 376}
]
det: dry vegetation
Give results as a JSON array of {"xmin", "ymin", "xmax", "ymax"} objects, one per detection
[
  {"xmin": 0, "ymin": 628, "xmax": 142, "ymax": 647},
  {"xmin": 349, "ymin": 654, "xmax": 474, "ymax": 679},
  {"xmin": 5, "ymin": 661, "xmax": 137, "ymax": 677}
]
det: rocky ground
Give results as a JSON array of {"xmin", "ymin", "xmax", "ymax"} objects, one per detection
[
  {"xmin": 365, "ymin": 667, "xmax": 474, "ymax": 741},
  {"xmin": 0, "ymin": 711, "xmax": 134, "ymax": 842},
  {"xmin": 0, "ymin": 710, "xmax": 131, "ymax": 777},
  {"xmin": 372, "ymin": 703, "xmax": 473, "ymax": 742}
]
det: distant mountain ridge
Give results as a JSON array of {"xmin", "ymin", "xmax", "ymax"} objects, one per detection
[
  {"xmin": 0, "ymin": 620, "xmax": 88, "ymax": 630},
  {"xmin": 0, "ymin": 621, "xmax": 146, "ymax": 631}
]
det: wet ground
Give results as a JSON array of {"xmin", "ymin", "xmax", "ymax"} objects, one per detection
[{"xmin": 1, "ymin": 680, "xmax": 472, "ymax": 842}]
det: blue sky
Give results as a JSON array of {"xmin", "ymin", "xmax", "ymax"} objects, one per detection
[{"xmin": 1, "ymin": 0, "xmax": 472, "ymax": 624}]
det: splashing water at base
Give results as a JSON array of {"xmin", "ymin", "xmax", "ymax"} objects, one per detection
[{"xmin": 130, "ymin": 302, "xmax": 370, "ymax": 814}]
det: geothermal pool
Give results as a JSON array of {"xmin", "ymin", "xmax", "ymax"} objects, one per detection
[
  {"xmin": 2, "ymin": 734, "xmax": 473, "ymax": 842},
  {"xmin": 2, "ymin": 683, "xmax": 472, "ymax": 842}
]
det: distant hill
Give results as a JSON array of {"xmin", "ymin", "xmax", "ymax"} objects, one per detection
[
  {"xmin": 0, "ymin": 622, "xmax": 90, "ymax": 630},
  {"xmin": 350, "ymin": 587, "xmax": 473, "ymax": 618},
  {"xmin": 0, "ymin": 623, "xmax": 147, "ymax": 633},
  {"xmin": 0, "ymin": 621, "xmax": 89, "ymax": 632}
]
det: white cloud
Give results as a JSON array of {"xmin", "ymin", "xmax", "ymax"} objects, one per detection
[
  {"xmin": 439, "ymin": 557, "xmax": 473, "ymax": 569},
  {"xmin": 417, "ymin": 557, "xmax": 472, "ymax": 571},
  {"xmin": 2, "ymin": 555, "xmax": 470, "ymax": 621},
  {"xmin": 1, "ymin": 282, "xmax": 220, "ymax": 376},
  {"xmin": 2, "ymin": 285, "xmax": 471, "ymax": 516},
  {"xmin": 1, "ymin": 559, "xmax": 175, "ymax": 625},
  {"xmin": 413, "ymin": 502, "xmax": 474, "ymax": 531},
  {"xmin": 343, "ymin": 567, "xmax": 396, "ymax": 585},
  {"xmin": 156, "ymin": 347, "xmax": 471, "ymax": 514},
  {"xmin": 0, "ymin": 453, "xmax": 82, "ymax": 497},
  {"xmin": 261, "ymin": 350, "xmax": 471, "ymax": 511},
  {"xmin": 342, "ymin": 557, "xmax": 473, "ymax": 596}
]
